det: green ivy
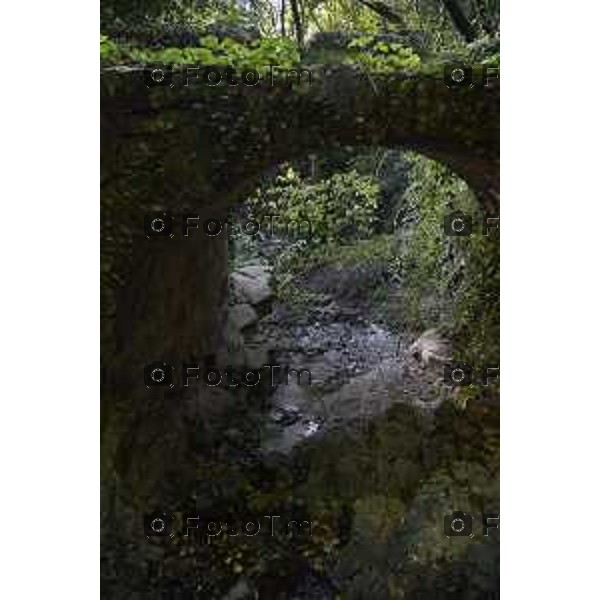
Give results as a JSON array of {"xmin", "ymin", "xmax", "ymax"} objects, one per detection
[
  {"xmin": 100, "ymin": 35, "xmax": 301, "ymax": 71},
  {"xmin": 100, "ymin": 34, "xmax": 122, "ymax": 61},
  {"xmin": 346, "ymin": 35, "xmax": 421, "ymax": 73},
  {"xmin": 396, "ymin": 154, "xmax": 499, "ymax": 365}
]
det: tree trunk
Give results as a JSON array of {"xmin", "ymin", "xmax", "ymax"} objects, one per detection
[
  {"xmin": 290, "ymin": 0, "xmax": 305, "ymax": 49},
  {"xmin": 441, "ymin": 0, "xmax": 478, "ymax": 42}
]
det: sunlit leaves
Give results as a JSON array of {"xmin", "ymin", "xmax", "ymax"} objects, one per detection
[
  {"xmin": 100, "ymin": 35, "xmax": 301, "ymax": 70},
  {"xmin": 346, "ymin": 35, "xmax": 421, "ymax": 73},
  {"xmin": 249, "ymin": 165, "xmax": 380, "ymax": 246}
]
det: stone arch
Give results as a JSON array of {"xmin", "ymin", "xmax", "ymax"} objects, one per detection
[
  {"xmin": 102, "ymin": 64, "xmax": 498, "ymax": 206},
  {"xmin": 100, "ymin": 64, "xmax": 499, "ymax": 505}
]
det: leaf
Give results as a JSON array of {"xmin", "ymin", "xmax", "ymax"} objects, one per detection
[{"xmin": 200, "ymin": 35, "xmax": 219, "ymax": 49}]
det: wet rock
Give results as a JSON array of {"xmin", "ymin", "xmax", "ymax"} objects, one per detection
[
  {"xmin": 229, "ymin": 303, "xmax": 259, "ymax": 331},
  {"xmin": 231, "ymin": 265, "xmax": 272, "ymax": 306},
  {"xmin": 222, "ymin": 577, "xmax": 257, "ymax": 600},
  {"xmin": 243, "ymin": 344, "xmax": 271, "ymax": 371},
  {"xmin": 271, "ymin": 406, "xmax": 302, "ymax": 426}
]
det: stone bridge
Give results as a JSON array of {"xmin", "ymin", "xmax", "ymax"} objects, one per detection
[{"xmin": 100, "ymin": 64, "xmax": 499, "ymax": 511}]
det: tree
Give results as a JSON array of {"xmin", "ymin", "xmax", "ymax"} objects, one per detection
[
  {"xmin": 281, "ymin": 0, "xmax": 287, "ymax": 36},
  {"xmin": 290, "ymin": 0, "xmax": 306, "ymax": 48}
]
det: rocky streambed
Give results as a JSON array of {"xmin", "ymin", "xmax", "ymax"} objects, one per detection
[
  {"xmin": 190, "ymin": 259, "xmax": 501, "ymax": 599},
  {"xmin": 228, "ymin": 261, "xmax": 449, "ymax": 457}
]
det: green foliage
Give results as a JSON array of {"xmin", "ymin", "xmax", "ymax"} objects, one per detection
[
  {"xmin": 395, "ymin": 154, "xmax": 499, "ymax": 364},
  {"xmin": 249, "ymin": 165, "xmax": 380, "ymax": 245},
  {"xmin": 102, "ymin": 0, "xmax": 248, "ymax": 28},
  {"xmin": 347, "ymin": 35, "xmax": 421, "ymax": 73},
  {"xmin": 481, "ymin": 51, "xmax": 500, "ymax": 67},
  {"xmin": 308, "ymin": 0, "xmax": 382, "ymax": 33},
  {"xmin": 401, "ymin": 155, "xmax": 472, "ymax": 285},
  {"xmin": 270, "ymin": 233, "xmax": 396, "ymax": 316},
  {"xmin": 100, "ymin": 34, "xmax": 301, "ymax": 70},
  {"xmin": 100, "ymin": 34, "xmax": 121, "ymax": 61}
]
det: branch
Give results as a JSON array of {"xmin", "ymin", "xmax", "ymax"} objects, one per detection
[
  {"xmin": 355, "ymin": 0, "xmax": 406, "ymax": 27},
  {"xmin": 440, "ymin": 0, "xmax": 478, "ymax": 43}
]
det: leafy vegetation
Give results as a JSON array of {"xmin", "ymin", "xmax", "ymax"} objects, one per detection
[
  {"xmin": 101, "ymin": 0, "xmax": 499, "ymax": 70},
  {"xmin": 396, "ymin": 154, "xmax": 499, "ymax": 364},
  {"xmin": 101, "ymin": 33, "xmax": 301, "ymax": 70},
  {"xmin": 347, "ymin": 35, "xmax": 421, "ymax": 72},
  {"xmin": 249, "ymin": 165, "xmax": 380, "ymax": 245}
]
